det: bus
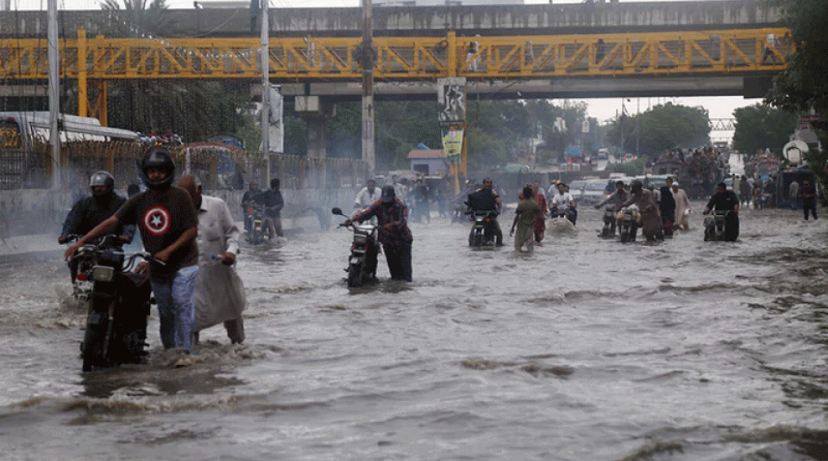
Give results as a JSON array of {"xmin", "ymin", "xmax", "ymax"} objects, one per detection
[{"xmin": 0, "ymin": 112, "xmax": 140, "ymax": 189}]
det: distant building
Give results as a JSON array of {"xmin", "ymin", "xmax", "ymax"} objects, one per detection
[
  {"xmin": 407, "ymin": 149, "xmax": 448, "ymax": 176},
  {"xmin": 375, "ymin": 0, "xmax": 524, "ymax": 6}
]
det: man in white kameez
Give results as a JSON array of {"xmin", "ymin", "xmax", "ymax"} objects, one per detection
[
  {"xmin": 354, "ymin": 178, "xmax": 381, "ymax": 210},
  {"xmin": 671, "ymin": 181, "xmax": 692, "ymax": 231},
  {"xmin": 178, "ymin": 176, "xmax": 246, "ymax": 345}
]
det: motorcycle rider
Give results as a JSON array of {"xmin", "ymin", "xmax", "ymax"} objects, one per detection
[
  {"xmin": 59, "ymin": 171, "xmax": 134, "ymax": 281},
  {"xmin": 594, "ymin": 180, "xmax": 628, "ymax": 235},
  {"xmin": 255, "ymin": 178, "xmax": 285, "ymax": 238},
  {"xmin": 465, "ymin": 177, "xmax": 503, "ymax": 246},
  {"xmin": 345, "ymin": 185, "xmax": 413, "ymax": 282},
  {"xmin": 704, "ymin": 182, "xmax": 740, "ymax": 241},
  {"xmin": 241, "ymin": 181, "xmax": 260, "ymax": 233},
  {"xmin": 550, "ymin": 182, "xmax": 577, "ymax": 225},
  {"xmin": 64, "ymin": 149, "xmax": 200, "ymax": 353},
  {"xmin": 354, "ymin": 178, "xmax": 381, "ymax": 210}
]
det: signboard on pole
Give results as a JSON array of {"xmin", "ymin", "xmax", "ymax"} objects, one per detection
[
  {"xmin": 442, "ymin": 127, "xmax": 464, "ymax": 160},
  {"xmin": 437, "ymin": 77, "xmax": 466, "ymax": 124}
]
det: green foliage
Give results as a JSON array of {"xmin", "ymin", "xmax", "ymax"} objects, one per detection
[
  {"xmin": 605, "ymin": 103, "xmax": 711, "ymax": 157},
  {"xmin": 732, "ymin": 103, "xmax": 798, "ymax": 156},
  {"xmin": 766, "ymin": 0, "xmax": 828, "ymax": 190}
]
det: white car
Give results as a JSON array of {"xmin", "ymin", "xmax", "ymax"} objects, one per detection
[{"xmin": 580, "ymin": 179, "xmax": 609, "ymax": 205}]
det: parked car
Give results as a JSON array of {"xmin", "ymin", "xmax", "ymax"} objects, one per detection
[{"xmin": 581, "ymin": 179, "xmax": 610, "ymax": 205}]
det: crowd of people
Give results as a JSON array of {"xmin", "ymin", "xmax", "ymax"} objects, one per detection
[
  {"xmin": 62, "ymin": 149, "xmax": 246, "ymax": 359},
  {"xmin": 57, "ymin": 147, "xmax": 821, "ymax": 361}
]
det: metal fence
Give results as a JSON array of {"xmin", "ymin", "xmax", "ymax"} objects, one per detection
[{"xmin": 0, "ymin": 141, "xmax": 368, "ymax": 192}]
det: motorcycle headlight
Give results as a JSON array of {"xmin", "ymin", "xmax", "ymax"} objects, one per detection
[{"xmin": 92, "ymin": 265, "xmax": 115, "ymax": 282}]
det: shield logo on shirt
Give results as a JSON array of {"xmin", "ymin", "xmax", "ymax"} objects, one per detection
[{"xmin": 143, "ymin": 206, "xmax": 171, "ymax": 236}]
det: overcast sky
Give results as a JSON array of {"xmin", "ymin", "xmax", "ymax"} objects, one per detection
[{"xmin": 6, "ymin": 0, "xmax": 762, "ymax": 138}]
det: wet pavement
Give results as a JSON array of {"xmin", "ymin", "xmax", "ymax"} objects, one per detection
[{"xmin": 0, "ymin": 205, "xmax": 826, "ymax": 460}]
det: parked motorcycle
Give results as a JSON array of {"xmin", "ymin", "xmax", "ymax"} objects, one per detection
[
  {"xmin": 600, "ymin": 206, "xmax": 616, "ymax": 238},
  {"xmin": 703, "ymin": 210, "xmax": 730, "ymax": 241},
  {"xmin": 616, "ymin": 205, "xmax": 640, "ymax": 243},
  {"xmin": 332, "ymin": 207, "xmax": 379, "ymax": 288},
  {"xmin": 468, "ymin": 210, "xmax": 498, "ymax": 248},
  {"xmin": 67, "ymin": 235, "xmax": 155, "ymax": 372}
]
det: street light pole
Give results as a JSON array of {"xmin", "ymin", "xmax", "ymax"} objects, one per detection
[
  {"xmin": 361, "ymin": 0, "xmax": 375, "ymax": 175},
  {"xmin": 260, "ymin": 0, "xmax": 271, "ymax": 184},
  {"xmin": 47, "ymin": 0, "xmax": 60, "ymax": 190}
]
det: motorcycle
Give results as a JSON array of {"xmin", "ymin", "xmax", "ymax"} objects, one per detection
[
  {"xmin": 468, "ymin": 210, "xmax": 498, "ymax": 248},
  {"xmin": 600, "ymin": 206, "xmax": 616, "ymax": 238},
  {"xmin": 704, "ymin": 210, "xmax": 731, "ymax": 241},
  {"xmin": 616, "ymin": 205, "xmax": 640, "ymax": 243},
  {"xmin": 332, "ymin": 207, "xmax": 379, "ymax": 288},
  {"xmin": 245, "ymin": 204, "xmax": 270, "ymax": 244},
  {"xmin": 68, "ymin": 235, "xmax": 155, "ymax": 372}
]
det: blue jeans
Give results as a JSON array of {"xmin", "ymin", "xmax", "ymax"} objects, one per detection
[{"xmin": 150, "ymin": 265, "xmax": 198, "ymax": 352}]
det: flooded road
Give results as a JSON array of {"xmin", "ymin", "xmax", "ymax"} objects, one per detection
[{"xmin": 1, "ymin": 206, "xmax": 826, "ymax": 460}]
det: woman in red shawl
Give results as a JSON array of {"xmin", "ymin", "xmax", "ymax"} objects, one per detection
[{"xmin": 531, "ymin": 182, "xmax": 547, "ymax": 244}]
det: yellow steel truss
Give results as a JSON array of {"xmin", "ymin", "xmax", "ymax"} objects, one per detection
[
  {"xmin": 1, "ymin": 27, "xmax": 792, "ymax": 81},
  {"xmin": 0, "ymin": 27, "xmax": 792, "ymax": 121}
]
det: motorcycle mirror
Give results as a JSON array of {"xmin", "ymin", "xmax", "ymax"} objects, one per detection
[{"xmin": 331, "ymin": 207, "xmax": 344, "ymax": 216}]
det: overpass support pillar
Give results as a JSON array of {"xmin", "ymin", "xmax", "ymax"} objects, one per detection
[{"xmin": 296, "ymin": 96, "xmax": 335, "ymax": 188}]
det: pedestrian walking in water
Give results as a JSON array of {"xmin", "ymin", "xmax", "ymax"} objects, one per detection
[
  {"xmin": 671, "ymin": 181, "xmax": 691, "ymax": 231},
  {"xmin": 178, "ymin": 176, "xmax": 246, "ymax": 345},
  {"xmin": 659, "ymin": 177, "xmax": 676, "ymax": 237},
  {"xmin": 511, "ymin": 185, "xmax": 540, "ymax": 252},
  {"xmin": 532, "ymin": 182, "xmax": 547, "ymax": 244},
  {"xmin": 622, "ymin": 180, "xmax": 662, "ymax": 241},
  {"xmin": 801, "ymin": 179, "xmax": 818, "ymax": 220}
]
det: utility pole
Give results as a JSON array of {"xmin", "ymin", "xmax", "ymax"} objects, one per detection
[
  {"xmin": 361, "ymin": 0, "xmax": 375, "ymax": 174},
  {"xmin": 260, "ymin": 0, "xmax": 271, "ymax": 184},
  {"xmin": 47, "ymin": 0, "xmax": 60, "ymax": 190},
  {"xmin": 620, "ymin": 100, "xmax": 625, "ymax": 156},
  {"xmin": 635, "ymin": 97, "xmax": 640, "ymax": 157}
]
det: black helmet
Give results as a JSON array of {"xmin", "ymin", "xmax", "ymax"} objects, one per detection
[
  {"xmin": 270, "ymin": 178, "xmax": 280, "ymax": 189},
  {"xmin": 89, "ymin": 170, "xmax": 115, "ymax": 196},
  {"xmin": 140, "ymin": 148, "xmax": 175, "ymax": 190},
  {"xmin": 630, "ymin": 180, "xmax": 643, "ymax": 191},
  {"xmin": 381, "ymin": 185, "xmax": 396, "ymax": 203}
]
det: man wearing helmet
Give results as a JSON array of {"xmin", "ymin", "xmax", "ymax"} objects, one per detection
[
  {"xmin": 345, "ymin": 185, "xmax": 413, "ymax": 282},
  {"xmin": 59, "ymin": 171, "xmax": 135, "ymax": 281},
  {"xmin": 64, "ymin": 149, "xmax": 200, "ymax": 353}
]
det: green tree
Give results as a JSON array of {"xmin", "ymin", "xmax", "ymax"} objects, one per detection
[
  {"xmin": 99, "ymin": 0, "xmax": 254, "ymax": 145},
  {"xmin": 766, "ymin": 0, "xmax": 828, "ymax": 187},
  {"xmin": 732, "ymin": 103, "xmax": 798, "ymax": 156},
  {"xmin": 606, "ymin": 103, "xmax": 710, "ymax": 157}
]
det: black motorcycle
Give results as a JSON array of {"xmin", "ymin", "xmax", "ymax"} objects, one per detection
[
  {"xmin": 245, "ymin": 204, "xmax": 269, "ymax": 244},
  {"xmin": 617, "ymin": 205, "xmax": 639, "ymax": 243},
  {"xmin": 468, "ymin": 210, "xmax": 498, "ymax": 248},
  {"xmin": 68, "ymin": 235, "xmax": 155, "ymax": 372},
  {"xmin": 600, "ymin": 206, "xmax": 616, "ymax": 238},
  {"xmin": 332, "ymin": 207, "xmax": 379, "ymax": 288},
  {"xmin": 704, "ymin": 210, "xmax": 732, "ymax": 241}
]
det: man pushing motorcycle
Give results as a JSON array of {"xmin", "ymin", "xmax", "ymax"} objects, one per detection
[
  {"xmin": 344, "ymin": 185, "xmax": 413, "ymax": 282},
  {"xmin": 64, "ymin": 149, "xmax": 199, "ymax": 353}
]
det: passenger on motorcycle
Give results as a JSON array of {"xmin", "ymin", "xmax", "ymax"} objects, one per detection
[
  {"xmin": 621, "ymin": 180, "xmax": 662, "ymax": 241},
  {"xmin": 345, "ymin": 185, "xmax": 413, "ymax": 282},
  {"xmin": 704, "ymin": 182, "xmax": 740, "ymax": 241},
  {"xmin": 241, "ymin": 181, "xmax": 260, "ymax": 233},
  {"xmin": 465, "ymin": 178, "xmax": 504, "ymax": 246},
  {"xmin": 64, "ymin": 149, "xmax": 200, "ymax": 353},
  {"xmin": 550, "ymin": 182, "xmax": 577, "ymax": 225},
  {"xmin": 594, "ymin": 180, "xmax": 628, "ymax": 234},
  {"xmin": 254, "ymin": 178, "xmax": 285, "ymax": 238},
  {"xmin": 59, "ymin": 171, "xmax": 135, "ymax": 281},
  {"xmin": 354, "ymin": 178, "xmax": 381, "ymax": 210}
]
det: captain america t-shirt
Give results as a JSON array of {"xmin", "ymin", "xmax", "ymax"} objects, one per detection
[{"xmin": 116, "ymin": 186, "xmax": 198, "ymax": 276}]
